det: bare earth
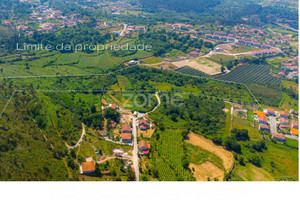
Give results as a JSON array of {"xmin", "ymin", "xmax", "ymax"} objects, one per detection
[
  {"xmin": 186, "ymin": 132, "xmax": 235, "ymax": 173},
  {"xmin": 189, "ymin": 162, "xmax": 224, "ymax": 181},
  {"xmin": 172, "ymin": 58, "xmax": 221, "ymax": 75}
]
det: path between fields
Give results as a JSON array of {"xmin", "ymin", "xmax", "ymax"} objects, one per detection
[
  {"xmin": 65, "ymin": 123, "xmax": 86, "ymax": 149},
  {"xmin": 186, "ymin": 132, "xmax": 235, "ymax": 173}
]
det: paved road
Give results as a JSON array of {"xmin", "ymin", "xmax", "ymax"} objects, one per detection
[
  {"xmin": 65, "ymin": 123, "xmax": 86, "ymax": 149},
  {"xmin": 132, "ymin": 117, "xmax": 139, "ymax": 181},
  {"xmin": 269, "ymin": 117, "xmax": 277, "ymax": 133}
]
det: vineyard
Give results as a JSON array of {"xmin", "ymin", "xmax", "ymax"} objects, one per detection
[
  {"xmin": 153, "ymin": 129, "xmax": 194, "ymax": 181},
  {"xmin": 174, "ymin": 66, "xmax": 208, "ymax": 77},
  {"xmin": 174, "ymin": 65, "xmax": 281, "ymax": 86},
  {"xmin": 216, "ymin": 64, "xmax": 281, "ymax": 86}
]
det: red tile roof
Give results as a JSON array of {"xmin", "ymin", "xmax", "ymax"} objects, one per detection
[{"xmin": 272, "ymin": 132, "xmax": 286, "ymax": 140}]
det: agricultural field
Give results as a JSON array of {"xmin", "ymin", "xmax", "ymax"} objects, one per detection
[
  {"xmin": 172, "ymin": 58, "xmax": 222, "ymax": 75},
  {"xmin": 206, "ymin": 54, "xmax": 236, "ymax": 65},
  {"xmin": 152, "ymin": 129, "xmax": 195, "ymax": 181},
  {"xmin": 216, "ymin": 64, "xmax": 282, "ymax": 86},
  {"xmin": 174, "ymin": 66, "xmax": 208, "ymax": 77}
]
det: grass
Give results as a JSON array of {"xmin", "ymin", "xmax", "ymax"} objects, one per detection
[
  {"xmin": 233, "ymin": 163, "xmax": 275, "ymax": 181},
  {"xmin": 207, "ymin": 54, "xmax": 236, "ymax": 64},
  {"xmin": 185, "ymin": 143, "xmax": 225, "ymax": 172},
  {"xmin": 221, "ymin": 102, "xmax": 232, "ymax": 135},
  {"xmin": 282, "ymin": 80, "xmax": 298, "ymax": 92},
  {"xmin": 230, "ymin": 45, "xmax": 261, "ymax": 53},
  {"xmin": 140, "ymin": 57, "xmax": 162, "ymax": 64},
  {"xmin": 232, "ymin": 117, "xmax": 261, "ymax": 140},
  {"xmin": 165, "ymin": 49, "xmax": 188, "ymax": 60},
  {"xmin": 279, "ymin": 92, "xmax": 298, "ymax": 112}
]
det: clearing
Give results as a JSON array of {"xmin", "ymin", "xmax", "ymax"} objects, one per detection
[
  {"xmin": 189, "ymin": 162, "xmax": 224, "ymax": 181},
  {"xmin": 172, "ymin": 58, "xmax": 222, "ymax": 75},
  {"xmin": 186, "ymin": 132, "xmax": 234, "ymax": 172}
]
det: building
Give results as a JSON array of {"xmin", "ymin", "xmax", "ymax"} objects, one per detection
[
  {"xmin": 259, "ymin": 123, "xmax": 270, "ymax": 131},
  {"xmin": 80, "ymin": 162, "xmax": 96, "ymax": 174},
  {"xmin": 254, "ymin": 111, "xmax": 266, "ymax": 117},
  {"xmin": 121, "ymin": 133, "xmax": 132, "ymax": 143},
  {"xmin": 139, "ymin": 140, "xmax": 150, "ymax": 155},
  {"xmin": 121, "ymin": 124, "xmax": 132, "ymax": 134},
  {"xmin": 272, "ymin": 132, "xmax": 286, "ymax": 142},
  {"xmin": 205, "ymin": 34, "xmax": 213, "ymax": 39},
  {"xmin": 138, "ymin": 119, "xmax": 147, "ymax": 130},
  {"xmin": 291, "ymin": 121, "xmax": 298, "ymax": 129},
  {"xmin": 279, "ymin": 118, "xmax": 289, "ymax": 126},
  {"xmin": 258, "ymin": 116, "xmax": 268, "ymax": 124},
  {"xmin": 278, "ymin": 111, "xmax": 289, "ymax": 118},
  {"xmin": 290, "ymin": 127, "xmax": 298, "ymax": 136},
  {"xmin": 266, "ymin": 109, "xmax": 276, "ymax": 116},
  {"xmin": 112, "ymin": 148, "xmax": 124, "ymax": 157}
]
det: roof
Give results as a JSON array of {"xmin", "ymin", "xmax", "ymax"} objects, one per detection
[
  {"xmin": 291, "ymin": 127, "xmax": 298, "ymax": 135},
  {"xmin": 122, "ymin": 124, "xmax": 132, "ymax": 132},
  {"xmin": 139, "ymin": 119, "xmax": 147, "ymax": 125},
  {"xmin": 139, "ymin": 140, "xmax": 148, "ymax": 149},
  {"xmin": 292, "ymin": 121, "xmax": 298, "ymax": 127},
  {"xmin": 259, "ymin": 123, "xmax": 269, "ymax": 129},
  {"xmin": 267, "ymin": 109, "xmax": 275, "ymax": 113},
  {"xmin": 279, "ymin": 118, "xmax": 289, "ymax": 124},
  {"xmin": 279, "ymin": 111, "xmax": 289, "ymax": 116},
  {"xmin": 121, "ymin": 133, "xmax": 131, "ymax": 140},
  {"xmin": 81, "ymin": 162, "xmax": 95, "ymax": 173},
  {"xmin": 272, "ymin": 132, "xmax": 286, "ymax": 140},
  {"xmin": 254, "ymin": 111, "xmax": 265, "ymax": 117},
  {"xmin": 258, "ymin": 116, "xmax": 268, "ymax": 122}
]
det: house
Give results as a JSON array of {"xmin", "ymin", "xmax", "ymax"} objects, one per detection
[
  {"xmin": 279, "ymin": 118, "xmax": 289, "ymax": 126},
  {"xmin": 278, "ymin": 71, "xmax": 285, "ymax": 78},
  {"xmin": 272, "ymin": 132, "xmax": 286, "ymax": 142},
  {"xmin": 138, "ymin": 119, "xmax": 147, "ymax": 130},
  {"xmin": 278, "ymin": 111, "xmax": 289, "ymax": 118},
  {"xmin": 109, "ymin": 104, "xmax": 118, "ymax": 110},
  {"xmin": 121, "ymin": 133, "xmax": 132, "ymax": 143},
  {"xmin": 291, "ymin": 121, "xmax": 298, "ymax": 129},
  {"xmin": 121, "ymin": 124, "xmax": 132, "ymax": 134},
  {"xmin": 112, "ymin": 148, "xmax": 124, "ymax": 157},
  {"xmin": 290, "ymin": 127, "xmax": 298, "ymax": 136},
  {"xmin": 139, "ymin": 140, "xmax": 150, "ymax": 154},
  {"xmin": 254, "ymin": 111, "xmax": 265, "ymax": 117},
  {"xmin": 205, "ymin": 34, "xmax": 213, "ymax": 39},
  {"xmin": 258, "ymin": 116, "xmax": 268, "ymax": 124},
  {"xmin": 266, "ymin": 109, "xmax": 276, "ymax": 116},
  {"xmin": 80, "ymin": 162, "xmax": 96, "ymax": 174},
  {"xmin": 259, "ymin": 123, "xmax": 270, "ymax": 131}
]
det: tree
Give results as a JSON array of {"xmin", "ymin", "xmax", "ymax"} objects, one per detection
[{"xmin": 103, "ymin": 107, "xmax": 120, "ymax": 122}]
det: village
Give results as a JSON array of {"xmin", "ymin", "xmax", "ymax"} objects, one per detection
[{"xmin": 77, "ymin": 102, "xmax": 153, "ymax": 180}]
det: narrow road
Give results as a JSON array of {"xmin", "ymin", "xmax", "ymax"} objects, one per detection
[
  {"xmin": 132, "ymin": 117, "xmax": 139, "ymax": 181},
  {"xmin": 230, "ymin": 106, "xmax": 234, "ymax": 131},
  {"xmin": 269, "ymin": 117, "xmax": 277, "ymax": 134},
  {"xmin": 65, "ymin": 123, "xmax": 86, "ymax": 149},
  {"xmin": 120, "ymin": 24, "xmax": 127, "ymax": 36}
]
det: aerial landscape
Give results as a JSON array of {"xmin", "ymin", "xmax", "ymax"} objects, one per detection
[{"xmin": 0, "ymin": 0, "xmax": 298, "ymax": 183}]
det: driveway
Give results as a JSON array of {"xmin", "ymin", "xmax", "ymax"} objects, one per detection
[{"xmin": 65, "ymin": 123, "xmax": 86, "ymax": 149}]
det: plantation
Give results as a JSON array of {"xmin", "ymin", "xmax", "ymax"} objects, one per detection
[
  {"xmin": 174, "ymin": 66, "xmax": 207, "ymax": 77},
  {"xmin": 216, "ymin": 64, "xmax": 281, "ymax": 86}
]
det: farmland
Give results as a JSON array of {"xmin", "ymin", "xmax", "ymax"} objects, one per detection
[
  {"xmin": 174, "ymin": 66, "xmax": 208, "ymax": 77},
  {"xmin": 152, "ymin": 129, "xmax": 195, "ymax": 181},
  {"xmin": 216, "ymin": 64, "xmax": 282, "ymax": 86}
]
